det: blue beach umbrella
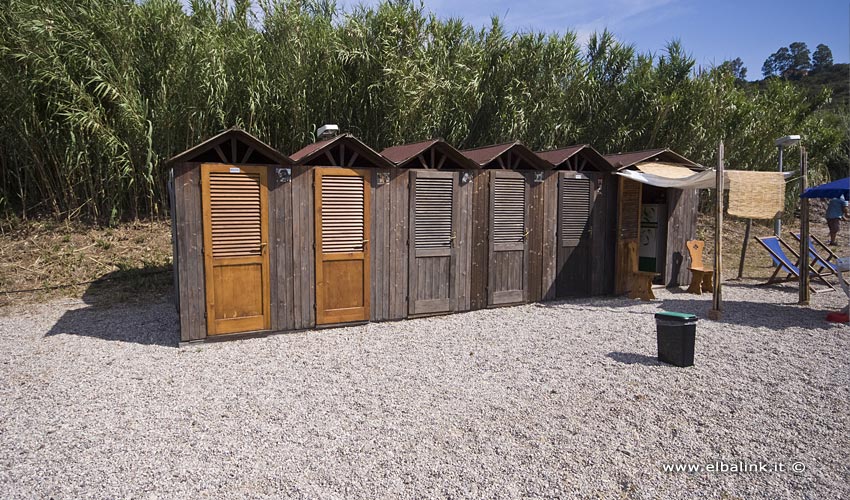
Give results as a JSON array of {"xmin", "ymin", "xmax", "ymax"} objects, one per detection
[{"xmin": 800, "ymin": 177, "xmax": 850, "ymax": 199}]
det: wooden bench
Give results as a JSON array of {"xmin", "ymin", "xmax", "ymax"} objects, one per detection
[{"xmin": 629, "ymin": 271, "xmax": 658, "ymax": 301}]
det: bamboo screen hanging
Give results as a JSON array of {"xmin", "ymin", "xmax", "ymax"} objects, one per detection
[{"xmin": 726, "ymin": 171, "xmax": 786, "ymax": 220}]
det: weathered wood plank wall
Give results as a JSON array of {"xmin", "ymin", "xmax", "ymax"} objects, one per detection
[
  {"xmin": 526, "ymin": 172, "xmax": 546, "ymax": 303},
  {"xmin": 455, "ymin": 170, "xmax": 474, "ymax": 311},
  {"xmin": 269, "ymin": 167, "xmax": 295, "ymax": 332},
  {"xmin": 174, "ymin": 162, "xmax": 206, "ymax": 342},
  {"xmin": 469, "ymin": 171, "xmax": 489, "ymax": 310},
  {"xmin": 291, "ymin": 166, "xmax": 316, "ymax": 329},
  {"xmin": 387, "ymin": 169, "xmax": 409, "ymax": 319},
  {"xmin": 370, "ymin": 169, "xmax": 391, "ymax": 321},
  {"xmin": 665, "ymin": 188, "xmax": 698, "ymax": 287},
  {"xmin": 540, "ymin": 172, "xmax": 559, "ymax": 301}
]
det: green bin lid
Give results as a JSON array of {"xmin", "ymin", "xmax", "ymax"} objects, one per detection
[{"xmin": 655, "ymin": 311, "xmax": 697, "ymax": 321}]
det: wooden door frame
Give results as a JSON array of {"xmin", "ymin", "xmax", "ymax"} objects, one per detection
[
  {"xmin": 487, "ymin": 169, "xmax": 530, "ymax": 306},
  {"xmin": 201, "ymin": 162, "xmax": 271, "ymax": 335},
  {"xmin": 314, "ymin": 167, "xmax": 372, "ymax": 325},
  {"xmin": 408, "ymin": 169, "xmax": 459, "ymax": 316},
  {"xmin": 614, "ymin": 176, "xmax": 642, "ymax": 295}
]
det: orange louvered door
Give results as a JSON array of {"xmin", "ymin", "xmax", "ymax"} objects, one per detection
[
  {"xmin": 201, "ymin": 164, "xmax": 270, "ymax": 335},
  {"xmin": 408, "ymin": 170, "xmax": 457, "ymax": 315},
  {"xmin": 315, "ymin": 168, "xmax": 371, "ymax": 325},
  {"xmin": 488, "ymin": 170, "xmax": 529, "ymax": 306}
]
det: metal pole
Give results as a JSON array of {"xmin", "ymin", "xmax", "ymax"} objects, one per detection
[
  {"xmin": 736, "ymin": 218, "xmax": 752, "ymax": 279},
  {"xmin": 774, "ymin": 145, "xmax": 784, "ymax": 236},
  {"xmin": 799, "ymin": 147, "xmax": 810, "ymax": 304},
  {"xmin": 710, "ymin": 141, "xmax": 724, "ymax": 320}
]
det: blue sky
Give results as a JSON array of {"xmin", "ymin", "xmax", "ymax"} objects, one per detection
[{"xmin": 338, "ymin": 0, "xmax": 849, "ymax": 80}]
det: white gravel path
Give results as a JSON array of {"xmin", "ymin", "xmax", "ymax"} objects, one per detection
[{"xmin": 1, "ymin": 282, "xmax": 848, "ymax": 499}]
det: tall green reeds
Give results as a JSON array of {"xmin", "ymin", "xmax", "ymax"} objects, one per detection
[{"xmin": 0, "ymin": 0, "xmax": 844, "ymax": 222}]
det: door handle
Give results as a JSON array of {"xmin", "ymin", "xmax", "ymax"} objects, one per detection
[
  {"xmin": 260, "ymin": 242, "xmax": 267, "ymax": 253},
  {"xmin": 362, "ymin": 239, "xmax": 369, "ymax": 245},
  {"xmin": 522, "ymin": 230, "xmax": 530, "ymax": 240}
]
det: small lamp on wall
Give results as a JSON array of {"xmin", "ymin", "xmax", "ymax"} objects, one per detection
[
  {"xmin": 460, "ymin": 172, "xmax": 472, "ymax": 185},
  {"xmin": 533, "ymin": 171, "xmax": 544, "ymax": 183},
  {"xmin": 377, "ymin": 171, "xmax": 391, "ymax": 185},
  {"xmin": 276, "ymin": 167, "xmax": 291, "ymax": 184}
]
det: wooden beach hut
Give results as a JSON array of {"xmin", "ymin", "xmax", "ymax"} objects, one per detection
[
  {"xmin": 603, "ymin": 148, "xmax": 703, "ymax": 293},
  {"xmin": 167, "ymin": 127, "xmax": 293, "ymax": 343},
  {"xmin": 288, "ymin": 133, "xmax": 396, "ymax": 327},
  {"xmin": 461, "ymin": 142, "xmax": 553, "ymax": 309},
  {"xmin": 536, "ymin": 145, "xmax": 617, "ymax": 299},
  {"xmin": 381, "ymin": 139, "xmax": 479, "ymax": 317}
]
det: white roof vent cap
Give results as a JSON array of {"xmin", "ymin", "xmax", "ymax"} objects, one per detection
[{"xmin": 317, "ymin": 124, "xmax": 339, "ymax": 140}]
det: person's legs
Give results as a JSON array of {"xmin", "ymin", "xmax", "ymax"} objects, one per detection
[{"xmin": 828, "ymin": 218, "xmax": 840, "ymax": 245}]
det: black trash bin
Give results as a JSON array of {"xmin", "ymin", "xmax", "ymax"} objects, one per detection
[{"xmin": 654, "ymin": 312, "xmax": 698, "ymax": 367}]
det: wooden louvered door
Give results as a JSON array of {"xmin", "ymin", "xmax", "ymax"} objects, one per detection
[
  {"xmin": 615, "ymin": 177, "xmax": 642, "ymax": 294},
  {"xmin": 556, "ymin": 172, "xmax": 594, "ymax": 297},
  {"xmin": 488, "ymin": 170, "xmax": 530, "ymax": 306},
  {"xmin": 314, "ymin": 168, "xmax": 371, "ymax": 325},
  {"xmin": 201, "ymin": 164, "xmax": 270, "ymax": 335},
  {"xmin": 408, "ymin": 170, "xmax": 457, "ymax": 316}
]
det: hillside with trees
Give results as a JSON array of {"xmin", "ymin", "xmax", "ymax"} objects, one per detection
[{"xmin": 0, "ymin": 0, "xmax": 846, "ymax": 224}]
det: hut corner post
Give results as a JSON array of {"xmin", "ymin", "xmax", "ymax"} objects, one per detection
[
  {"xmin": 709, "ymin": 141, "xmax": 724, "ymax": 320},
  {"xmin": 799, "ymin": 148, "xmax": 810, "ymax": 304}
]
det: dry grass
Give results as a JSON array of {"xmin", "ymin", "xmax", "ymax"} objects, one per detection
[
  {"xmin": 697, "ymin": 210, "xmax": 848, "ymax": 280},
  {"xmin": 0, "ymin": 218, "xmax": 172, "ymax": 308},
  {"xmin": 1, "ymin": 209, "xmax": 845, "ymax": 309}
]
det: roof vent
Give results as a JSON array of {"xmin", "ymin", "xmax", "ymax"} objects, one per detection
[{"xmin": 317, "ymin": 124, "xmax": 339, "ymax": 140}]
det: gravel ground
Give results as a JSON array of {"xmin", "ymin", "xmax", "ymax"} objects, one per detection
[{"xmin": 1, "ymin": 282, "xmax": 848, "ymax": 499}]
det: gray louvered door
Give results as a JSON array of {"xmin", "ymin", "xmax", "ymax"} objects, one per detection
[
  {"xmin": 409, "ymin": 170, "xmax": 457, "ymax": 315},
  {"xmin": 488, "ymin": 170, "xmax": 529, "ymax": 306},
  {"xmin": 556, "ymin": 171, "xmax": 594, "ymax": 297}
]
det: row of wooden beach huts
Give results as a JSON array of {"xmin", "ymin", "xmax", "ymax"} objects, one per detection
[{"xmin": 168, "ymin": 128, "xmax": 702, "ymax": 343}]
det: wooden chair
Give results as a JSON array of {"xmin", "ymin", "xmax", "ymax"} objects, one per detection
[{"xmin": 685, "ymin": 240, "xmax": 714, "ymax": 295}]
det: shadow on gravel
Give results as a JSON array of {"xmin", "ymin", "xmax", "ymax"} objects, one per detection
[
  {"xmin": 607, "ymin": 351, "xmax": 667, "ymax": 366},
  {"xmin": 46, "ymin": 301, "xmax": 179, "ymax": 347},
  {"xmin": 45, "ymin": 268, "xmax": 179, "ymax": 347},
  {"xmin": 534, "ymin": 282, "xmax": 839, "ymax": 330},
  {"xmin": 657, "ymin": 298, "xmax": 838, "ymax": 330}
]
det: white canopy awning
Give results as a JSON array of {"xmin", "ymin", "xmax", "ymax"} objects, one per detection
[{"xmin": 615, "ymin": 168, "xmax": 795, "ymax": 190}]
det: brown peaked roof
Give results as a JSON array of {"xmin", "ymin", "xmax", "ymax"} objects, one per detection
[
  {"xmin": 603, "ymin": 148, "xmax": 701, "ymax": 171},
  {"xmin": 461, "ymin": 141, "xmax": 551, "ymax": 170},
  {"xmin": 166, "ymin": 127, "xmax": 292, "ymax": 166},
  {"xmin": 381, "ymin": 139, "xmax": 477, "ymax": 169},
  {"xmin": 289, "ymin": 133, "xmax": 394, "ymax": 168},
  {"xmin": 536, "ymin": 145, "xmax": 614, "ymax": 172}
]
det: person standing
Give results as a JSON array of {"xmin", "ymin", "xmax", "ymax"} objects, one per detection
[{"xmin": 826, "ymin": 195, "xmax": 849, "ymax": 245}]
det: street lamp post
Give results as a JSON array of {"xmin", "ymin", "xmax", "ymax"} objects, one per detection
[{"xmin": 774, "ymin": 135, "xmax": 801, "ymax": 236}]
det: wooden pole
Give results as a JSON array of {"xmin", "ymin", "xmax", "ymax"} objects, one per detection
[
  {"xmin": 799, "ymin": 147, "xmax": 810, "ymax": 304},
  {"xmin": 736, "ymin": 218, "xmax": 752, "ymax": 279},
  {"xmin": 709, "ymin": 141, "xmax": 724, "ymax": 320}
]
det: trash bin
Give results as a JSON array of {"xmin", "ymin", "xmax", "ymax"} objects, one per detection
[{"xmin": 654, "ymin": 312, "xmax": 698, "ymax": 367}]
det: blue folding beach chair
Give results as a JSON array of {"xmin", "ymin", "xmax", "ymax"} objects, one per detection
[
  {"xmin": 790, "ymin": 233, "xmax": 839, "ymax": 276},
  {"xmin": 755, "ymin": 236, "xmax": 835, "ymax": 293}
]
